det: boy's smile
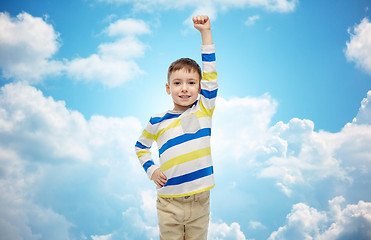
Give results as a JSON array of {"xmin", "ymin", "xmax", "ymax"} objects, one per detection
[{"xmin": 166, "ymin": 69, "xmax": 201, "ymax": 111}]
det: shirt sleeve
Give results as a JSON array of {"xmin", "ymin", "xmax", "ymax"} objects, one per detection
[
  {"xmin": 199, "ymin": 44, "xmax": 218, "ymax": 117},
  {"xmin": 135, "ymin": 120, "xmax": 160, "ymax": 180}
]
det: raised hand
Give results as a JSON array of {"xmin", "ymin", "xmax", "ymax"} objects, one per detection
[
  {"xmin": 193, "ymin": 15, "xmax": 211, "ymax": 32},
  {"xmin": 193, "ymin": 15, "xmax": 213, "ymax": 45}
]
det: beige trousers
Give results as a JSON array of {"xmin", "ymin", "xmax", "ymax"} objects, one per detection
[{"xmin": 156, "ymin": 191, "xmax": 210, "ymax": 240}]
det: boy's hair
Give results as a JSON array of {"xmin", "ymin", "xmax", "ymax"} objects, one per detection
[{"xmin": 167, "ymin": 58, "xmax": 202, "ymax": 82}]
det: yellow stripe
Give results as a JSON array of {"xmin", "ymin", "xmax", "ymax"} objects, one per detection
[
  {"xmin": 194, "ymin": 109, "xmax": 209, "ymax": 118},
  {"xmin": 142, "ymin": 129, "xmax": 156, "ymax": 140},
  {"xmin": 199, "ymin": 100, "xmax": 215, "ymax": 117},
  {"xmin": 160, "ymin": 147, "xmax": 211, "ymax": 173},
  {"xmin": 202, "ymin": 72, "xmax": 217, "ymax": 81},
  {"xmin": 136, "ymin": 150, "xmax": 151, "ymax": 158},
  {"xmin": 155, "ymin": 119, "xmax": 181, "ymax": 141},
  {"xmin": 158, "ymin": 185, "xmax": 215, "ymax": 198}
]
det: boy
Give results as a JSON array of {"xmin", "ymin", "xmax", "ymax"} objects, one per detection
[{"xmin": 135, "ymin": 15, "xmax": 217, "ymax": 239}]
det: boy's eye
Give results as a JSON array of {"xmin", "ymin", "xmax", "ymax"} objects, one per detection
[
  {"xmin": 189, "ymin": 81, "xmax": 196, "ymax": 85},
  {"xmin": 174, "ymin": 82, "xmax": 180, "ymax": 85}
]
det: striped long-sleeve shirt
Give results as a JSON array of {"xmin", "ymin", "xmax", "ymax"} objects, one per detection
[{"xmin": 135, "ymin": 44, "xmax": 217, "ymax": 198}]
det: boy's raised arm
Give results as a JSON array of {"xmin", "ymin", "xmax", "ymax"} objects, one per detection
[
  {"xmin": 193, "ymin": 15, "xmax": 213, "ymax": 45},
  {"xmin": 193, "ymin": 15, "xmax": 217, "ymax": 115}
]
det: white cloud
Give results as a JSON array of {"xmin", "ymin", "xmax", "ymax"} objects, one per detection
[
  {"xmin": 351, "ymin": 90, "xmax": 371, "ymax": 125},
  {"xmin": 91, "ymin": 234, "xmax": 113, "ymax": 240},
  {"xmin": 0, "ymin": 12, "xmax": 63, "ymax": 82},
  {"xmin": 66, "ymin": 18, "xmax": 150, "ymax": 88},
  {"xmin": 0, "ymin": 82, "xmax": 91, "ymax": 162},
  {"xmin": 262, "ymin": 0, "xmax": 298, "ymax": 12},
  {"xmin": 212, "ymin": 91, "xmax": 371, "ymax": 198},
  {"xmin": 0, "ymin": 82, "xmax": 144, "ymax": 239},
  {"xmin": 140, "ymin": 189, "xmax": 158, "ymax": 226},
  {"xmin": 0, "ymin": 12, "xmax": 150, "ymax": 88},
  {"xmin": 100, "ymin": 190, "xmax": 159, "ymax": 240},
  {"xmin": 105, "ymin": 18, "xmax": 151, "ymax": 36},
  {"xmin": 188, "ymin": 2, "xmax": 218, "ymax": 26},
  {"xmin": 95, "ymin": 0, "xmax": 299, "ymax": 14},
  {"xmin": 119, "ymin": 207, "xmax": 159, "ymax": 239},
  {"xmin": 245, "ymin": 15, "xmax": 260, "ymax": 26},
  {"xmin": 212, "ymin": 94, "xmax": 278, "ymax": 163},
  {"xmin": 0, "ymin": 193, "xmax": 73, "ymax": 240},
  {"xmin": 268, "ymin": 196, "xmax": 371, "ymax": 240},
  {"xmin": 208, "ymin": 220, "xmax": 247, "ymax": 240},
  {"xmin": 332, "ymin": 124, "xmax": 371, "ymax": 178},
  {"xmin": 209, "ymin": 91, "xmax": 371, "ymax": 237},
  {"xmin": 248, "ymin": 220, "xmax": 266, "ymax": 230},
  {"xmin": 66, "ymin": 54, "xmax": 143, "ymax": 88},
  {"xmin": 98, "ymin": 37, "xmax": 148, "ymax": 60},
  {"xmin": 0, "ymin": 144, "xmax": 73, "ymax": 239},
  {"xmin": 258, "ymin": 118, "xmax": 349, "ymax": 196},
  {"xmin": 345, "ymin": 17, "xmax": 371, "ymax": 76},
  {"xmin": 258, "ymin": 115, "xmax": 371, "ymax": 196},
  {"xmin": 268, "ymin": 202, "xmax": 327, "ymax": 239}
]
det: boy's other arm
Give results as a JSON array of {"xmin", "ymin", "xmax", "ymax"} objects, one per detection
[
  {"xmin": 135, "ymin": 122, "xmax": 161, "ymax": 182},
  {"xmin": 193, "ymin": 15, "xmax": 213, "ymax": 45},
  {"xmin": 152, "ymin": 168, "xmax": 167, "ymax": 188}
]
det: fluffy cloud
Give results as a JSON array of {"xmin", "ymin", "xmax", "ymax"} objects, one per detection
[
  {"xmin": 91, "ymin": 234, "xmax": 113, "ymax": 240},
  {"xmin": 105, "ymin": 18, "xmax": 151, "ymax": 36},
  {"xmin": 0, "ymin": 82, "xmax": 91, "ymax": 162},
  {"xmin": 352, "ymin": 90, "xmax": 371, "ymax": 125},
  {"xmin": 95, "ymin": 0, "xmax": 299, "ymax": 15},
  {"xmin": 66, "ymin": 53, "xmax": 143, "ymax": 88},
  {"xmin": 0, "ymin": 192, "xmax": 73, "ymax": 240},
  {"xmin": 65, "ymin": 18, "xmax": 150, "ymax": 88},
  {"xmin": 345, "ymin": 18, "xmax": 371, "ymax": 76},
  {"xmin": 268, "ymin": 196, "xmax": 371, "ymax": 240},
  {"xmin": 0, "ymin": 82, "xmax": 144, "ymax": 239},
  {"xmin": 0, "ymin": 12, "xmax": 63, "ymax": 82},
  {"xmin": 248, "ymin": 220, "xmax": 266, "ymax": 230},
  {"xmin": 213, "ymin": 92, "xmax": 371, "ymax": 197},
  {"xmin": 0, "ymin": 12, "xmax": 150, "ymax": 88},
  {"xmin": 258, "ymin": 118, "xmax": 351, "ymax": 196},
  {"xmin": 212, "ymin": 94, "xmax": 278, "ymax": 163},
  {"xmin": 213, "ymin": 96, "xmax": 331, "ymax": 195},
  {"xmin": 87, "ymin": 190, "xmax": 158, "ymax": 240},
  {"xmin": 209, "ymin": 221, "xmax": 247, "ymax": 240},
  {"xmin": 209, "ymin": 91, "xmax": 371, "ymax": 238}
]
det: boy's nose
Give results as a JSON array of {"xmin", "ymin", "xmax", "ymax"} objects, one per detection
[{"xmin": 181, "ymin": 84, "xmax": 188, "ymax": 91}]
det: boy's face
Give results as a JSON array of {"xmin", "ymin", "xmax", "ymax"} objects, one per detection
[{"xmin": 166, "ymin": 69, "xmax": 201, "ymax": 111}]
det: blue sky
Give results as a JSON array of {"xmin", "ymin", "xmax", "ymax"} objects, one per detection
[{"xmin": 1, "ymin": 0, "xmax": 371, "ymax": 239}]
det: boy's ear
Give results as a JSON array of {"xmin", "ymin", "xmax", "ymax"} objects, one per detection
[{"xmin": 166, "ymin": 83, "xmax": 171, "ymax": 95}]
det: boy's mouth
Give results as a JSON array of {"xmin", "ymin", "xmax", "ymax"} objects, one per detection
[{"xmin": 179, "ymin": 95, "xmax": 191, "ymax": 99}]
